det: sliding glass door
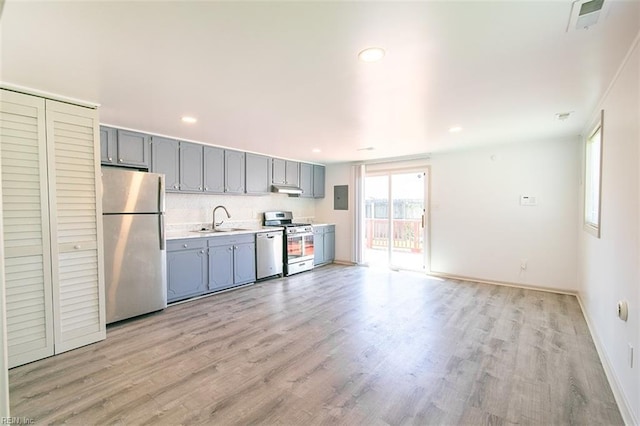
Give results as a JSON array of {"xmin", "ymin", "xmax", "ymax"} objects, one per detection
[{"xmin": 364, "ymin": 169, "xmax": 428, "ymax": 271}]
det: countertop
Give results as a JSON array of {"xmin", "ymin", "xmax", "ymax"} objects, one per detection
[{"xmin": 166, "ymin": 226, "xmax": 284, "ymax": 240}]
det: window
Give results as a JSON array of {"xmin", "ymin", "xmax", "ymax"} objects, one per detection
[{"xmin": 584, "ymin": 110, "xmax": 603, "ymax": 237}]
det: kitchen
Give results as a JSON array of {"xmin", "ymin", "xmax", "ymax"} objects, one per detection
[{"xmin": 1, "ymin": 0, "xmax": 639, "ymax": 424}]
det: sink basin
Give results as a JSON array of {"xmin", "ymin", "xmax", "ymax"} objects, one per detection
[{"xmin": 191, "ymin": 228, "xmax": 246, "ymax": 233}]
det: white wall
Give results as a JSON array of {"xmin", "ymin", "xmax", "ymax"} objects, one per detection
[
  {"xmin": 165, "ymin": 192, "xmax": 315, "ymax": 229},
  {"xmin": 318, "ymin": 138, "xmax": 580, "ymax": 292},
  {"xmin": 577, "ymin": 35, "xmax": 639, "ymax": 424},
  {"xmin": 314, "ymin": 163, "xmax": 353, "ymax": 263},
  {"xmin": 430, "ymin": 139, "xmax": 579, "ymax": 291}
]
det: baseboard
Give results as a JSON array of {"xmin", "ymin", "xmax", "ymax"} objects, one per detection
[
  {"xmin": 576, "ymin": 295, "xmax": 637, "ymax": 426},
  {"xmin": 427, "ymin": 270, "xmax": 578, "ymax": 296},
  {"xmin": 332, "ymin": 260, "xmax": 356, "ymax": 266}
]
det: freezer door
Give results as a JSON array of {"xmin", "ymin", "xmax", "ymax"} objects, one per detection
[
  {"xmin": 102, "ymin": 167, "xmax": 165, "ymax": 214},
  {"xmin": 103, "ymin": 214, "xmax": 167, "ymax": 324}
]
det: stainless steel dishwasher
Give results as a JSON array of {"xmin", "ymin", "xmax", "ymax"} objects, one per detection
[{"xmin": 256, "ymin": 231, "xmax": 283, "ymax": 279}]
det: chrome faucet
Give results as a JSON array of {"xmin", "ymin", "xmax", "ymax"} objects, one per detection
[{"xmin": 212, "ymin": 205, "xmax": 231, "ymax": 231}]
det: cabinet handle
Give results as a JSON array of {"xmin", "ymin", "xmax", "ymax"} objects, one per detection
[
  {"xmin": 199, "ymin": 186, "xmax": 202, "ymax": 190},
  {"xmin": 174, "ymin": 184, "xmax": 179, "ymax": 189},
  {"xmin": 234, "ymin": 246, "xmax": 238, "ymax": 250},
  {"xmin": 205, "ymin": 187, "xmax": 209, "ymax": 191},
  {"xmin": 200, "ymin": 250, "xmax": 204, "ymax": 254},
  {"xmin": 183, "ymin": 244, "xmax": 188, "ymax": 248},
  {"xmin": 119, "ymin": 158, "xmax": 123, "ymax": 162},
  {"xmin": 228, "ymin": 247, "xmax": 233, "ymax": 251},
  {"xmin": 74, "ymin": 244, "xmax": 81, "ymax": 250},
  {"xmin": 108, "ymin": 157, "xmax": 113, "ymax": 162}
]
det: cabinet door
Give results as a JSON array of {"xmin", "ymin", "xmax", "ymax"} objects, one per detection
[
  {"xmin": 151, "ymin": 136, "xmax": 180, "ymax": 191},
  {"xmin": 272, "ymin": 158, "xmax": 286, "ymax": 185},
  {"xmin": 99, "ymin": 126, "xmax": 116, "ymax": 164},
  {"xmin": 116, "ymin": 129, "xmax": 150, "ymax": 168},
  {"xmin": 285, "ymin": 160, "xmax": 299, "ymax": 186},
  {"xmin": 203, "ymin": 146, "xmax": 225, "ymax": 193},
  {"xmin": 167, "ymin": 248, "xmax": 208, "ymax": 302},
  {"xmin": 45, "ymin": 99, "xmax": 106, "ymax": 353},
  {"xmin": 179, "ymin": 142, "xmax": 204, "ymax": 192},
  {"xmin": 299, "ymin": 163, "xmax": 313, "ymax": 198},
  {"xmin": 245, "ymin": 153, "xmax": 270, "ymax": 194},
  {"xmin": 0, "ymin": 90, "xmax": 55, "ymax": 367},
  {"xmin": 234, "ymin": 242, "xmax": 256, "ymax": 285},
  {"xmin": 313, "ymin": 165, "xmax": 325, "ymax": 198},
  {"xmin": 325, "ymin": 230, "xmax": 335, "ymax": 262},
  {"xmin": 313, "ymin": 230, "xmax": 325, "ymax": 266},
  {"xmin": 209, "ymin": 245, "xmax": 234, "ymax": 290},
  {"xmin": 225, "ymin": 150, "xmax": 245, "ymax": 194}
]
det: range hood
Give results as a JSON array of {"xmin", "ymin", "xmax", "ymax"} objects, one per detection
[{"xmin": 271, "ymin": 184, "xmax": 303, "ymax": 195}]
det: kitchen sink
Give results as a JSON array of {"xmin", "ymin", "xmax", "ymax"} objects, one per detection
[{"xmin": 191, "ymin": 228, "xmax": 246, "ymax": 233}]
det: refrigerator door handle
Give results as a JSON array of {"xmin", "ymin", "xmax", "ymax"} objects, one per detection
[
  {"xmin": 158, "ymin": 176, "xmax": 165, "ymax": 213},
  {"xmin": 159, "ymin": 214, "xmax": 165, "ymax": 250}
]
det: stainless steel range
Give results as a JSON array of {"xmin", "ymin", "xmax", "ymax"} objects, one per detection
[{"xmin": 264, "ymin": 211, "xmax": 314, "ymax": 276}]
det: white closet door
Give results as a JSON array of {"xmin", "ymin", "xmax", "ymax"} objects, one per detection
[
  {"xmin": 45, "ymin": 100, "xmax": 105, "ymax": 353},
  {"xmin": 0, "ymin": 90, "xmax": 55, "ymax": 367}
]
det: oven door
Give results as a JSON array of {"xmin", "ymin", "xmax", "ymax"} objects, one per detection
[{"xmin": 287, "ymin": 232, "xmax": 314, "ymax": 263}]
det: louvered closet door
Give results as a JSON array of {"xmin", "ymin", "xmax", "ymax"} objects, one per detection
[
  {"xmin": 45, "ymin": 100, "xmax": 105, "ymax": 353},
  {"xmin": 0, "ymin": 90, "xmax": 55, "ymax": 367}
]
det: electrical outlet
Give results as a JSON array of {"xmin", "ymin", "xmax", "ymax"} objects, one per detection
[{"xmin": 629, "ymin": 344, "xmax": 634, "ymax": 368}]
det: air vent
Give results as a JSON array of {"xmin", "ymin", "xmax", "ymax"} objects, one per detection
[{"xmin": 567, "ymin": 0, "xmax": 610, "ymax": 32}]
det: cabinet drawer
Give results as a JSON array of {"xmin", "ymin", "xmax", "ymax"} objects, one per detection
[
  {"xmin": 207, "ymin": 233, "xmax": 254, "ymax": 247},
  {"xmin": 313, "ymin": 225, "xmax": 334, "ymax": 234},
  {"xmin": 167, "ymin": 239, "xmax": 207, "ymax": 252}
]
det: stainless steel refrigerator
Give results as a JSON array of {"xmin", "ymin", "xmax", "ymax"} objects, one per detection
[{"xmin": 102, "ymin": 167, "xmax": 167, "ymax": 324}]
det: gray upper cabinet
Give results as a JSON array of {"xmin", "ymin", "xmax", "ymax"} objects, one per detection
[
  {"xmin": 100, "ymin": 126, "xmax": 150, "ymax": 169},
  {"xmin": 313, "ymin": 165, "xmax": 325, "ymax": 198},
  {"xmin": 272, "ymin": 158, "xmax": 299, "ymax": 186},
  {"xmin": 225, "ymin": 150, "xmax": 245, "ymax": 194},
  {"xmin": 179, "ymin": 142, "xmax": 204, "ymax": 192},
  {"xmin": 204, "ymin": 146, "xmax": 225, "ymax": 193},
  {"xmin": 116, "ymin": 129, "xmax": 151, "ymax": 168},
  {"xmin": 299, "ymin": 163, "xmax": 313, "ymax": 198},
  {"xmin": 245, "ymin": 153, "xmax": 271, "ymax": 195},
  {"xmin": 150, "ymin": 136, "xmax": 180, "ymax": 191},
  {"xmin": 100, "ymin": 126, "xmax": 116, "ymax": 164}
]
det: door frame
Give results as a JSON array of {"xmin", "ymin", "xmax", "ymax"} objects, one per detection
[{"xmin": 362, "ymin": 166, "xmax": 431, "ymax": 272}]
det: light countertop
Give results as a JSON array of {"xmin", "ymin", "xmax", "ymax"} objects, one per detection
[{"xmin": 166, "ymin": 226, "xmax": 284, "ymax": 240}]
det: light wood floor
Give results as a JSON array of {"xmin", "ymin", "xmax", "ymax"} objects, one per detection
[{"xmin": 9, "ymin": 264, "xmax": 622, "ymax": 425}]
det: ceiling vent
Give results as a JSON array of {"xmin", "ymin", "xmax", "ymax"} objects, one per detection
[{"xmin": 567, "ymin": 0, "xmax": 611, "ymax": 32}]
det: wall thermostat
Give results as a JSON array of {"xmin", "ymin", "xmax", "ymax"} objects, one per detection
[{"xmin": 520, "ymin": 195, "xmax": 537, "ymax": 206}]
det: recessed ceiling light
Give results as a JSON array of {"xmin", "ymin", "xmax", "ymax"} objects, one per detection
[
  {"xmin": 357, "ymin": 146, "xmax": 375, "ymax": 151},
  {"xmin": 312, "ymin": 148, "xmax": 321, "ymax": 153},
  {"xmin": 449, "ymin": 126, "xmax": 463, "ymax": 133},
  {"xmin": 181, "ymin": 116, "xmax": 197, "ymax": 124},
  {"xmin": 358, "ymin": 47, "xmax": 385, "ymax": 62}
]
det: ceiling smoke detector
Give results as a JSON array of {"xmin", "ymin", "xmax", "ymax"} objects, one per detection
[
  {"xmin": 556, "ymin": 111, "xmax": 573, "ymax": 121},
  {"xmin": 567, "ymin": 0, "xmax": 610, "ymax": 32}
]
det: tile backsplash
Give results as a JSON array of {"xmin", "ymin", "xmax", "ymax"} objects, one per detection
[{"xmin": 165, "ymin": 192, "xmax": 316, "ymax": 231}]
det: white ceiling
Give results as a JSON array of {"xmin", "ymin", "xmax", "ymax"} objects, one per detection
[{"xmin": 1, "ymin": 1, "xmax": 638, "ymax": 164}]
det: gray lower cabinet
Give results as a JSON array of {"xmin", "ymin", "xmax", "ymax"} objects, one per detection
[
  {"xmin": 313, "ymin": 225, "xmax": 335, "ymax": 266},
  {"xmin": 208, "ymin": 234, "xmax": 256, "ymax": 291},
  {"xmin": 245, "ymin": 153, "xmax": 271, "ymax": 194},
  {"xmin": 167, "ymin": 239, "xmax": 208, "ymax": 303},
  {"xmin": 100, "ymin": 126, "xmax": 151, "ymax": 169},
  {"xmin": 150, "ymin": 136, "xmax": 180, "ymax": 191}
]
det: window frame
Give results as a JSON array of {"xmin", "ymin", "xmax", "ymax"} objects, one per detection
[{"xmin": 583, "ymin": 109, "xmax": 604, "ymax": 238}]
